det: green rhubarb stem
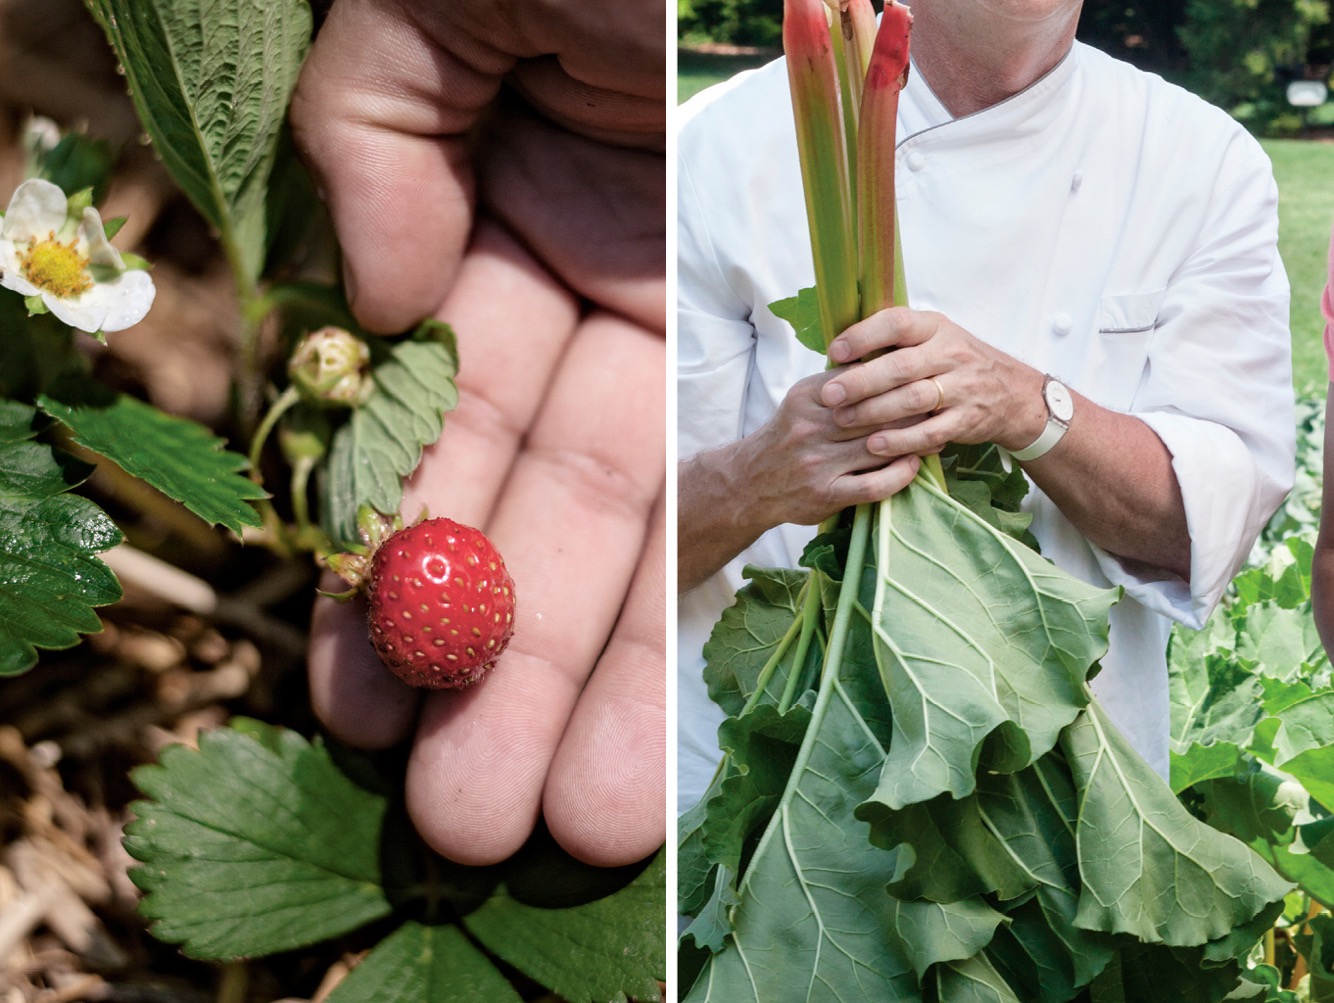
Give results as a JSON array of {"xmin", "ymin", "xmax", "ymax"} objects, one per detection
[
  {"xmin": 785, "ymin": 0, "xmax": 860, "ymax": 349},
  {"xmin": 817, "ymin": 502, "xmax": 873, "ymax": 685},
  {"xmin": 741, "ymin": 578, "xmax": 811, "ymax": 715},
  {"xmin": 779, "ymin": 576, "xmax": 824, "ymax": 711}
]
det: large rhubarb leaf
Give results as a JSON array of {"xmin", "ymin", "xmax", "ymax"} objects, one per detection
[
  {"xmin": 0, "ymin": 400, "xmax": 122, "ymax": 674},
  {"xmin": 683, "ymin": 662, "xmax": 1002, "ymax": 1002},
  {"xmin": 1060, "ymin": 703, "xmax": 1291, "ymax": 945},
  {"xmin": 702, "ymin": 566, "xmax": 818, "ymax": 716},
  {"xmin": 862, "ymin": 478, "xmax": 1117, "ymax": 810}
]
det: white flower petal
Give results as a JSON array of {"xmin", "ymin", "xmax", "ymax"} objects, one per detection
[
  {"xmin": 78, "ymin": 208, "xmax": 125, "ymax": 270},
  {"xmin": 97, "ymin": 269, "xmax": 155, "ymax": 332},
  {"xmin": 0, "ymin": 239, "xmax": 41, "ymax": 297},
  {"xmin": 44, "ymin": 286, "xmax": 111, "ymax": 334},
  {"xmin": 2, "ymin": 179, "xmax": 68, "ymax": 242}
]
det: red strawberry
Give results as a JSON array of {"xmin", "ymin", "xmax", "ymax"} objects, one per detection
[{"xmin": 366, "ymin": 517, "xmax": 516, "ymax": 689}]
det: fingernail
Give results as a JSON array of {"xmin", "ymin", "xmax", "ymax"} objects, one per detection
[
  {"xmin": 868, "ymin": 435, "xmax": 885, "ymax": 454},
  {"xmin": 824, "ymin": 383, "xmax": 847, "ymax": 406},
  {"xmin": 829, "ymin": 340, "xmax": 850, "ymax": 363}
]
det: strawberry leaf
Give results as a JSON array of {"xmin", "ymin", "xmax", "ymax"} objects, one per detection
[
  {"xmin": 323, "ymin": 922, "xmax": 524, "ymax": 1003},
  {"xmin": 0, "ymin": 400, "xmax": 122, "ymax": 675},
  {"xmin": 463, "ymin": 842, "xmax": 667, "ymax": 1003},
  {"xmin": 125, "ymin": 721, "xmax": 665, "ymax": 999},
  {"xmin": 124, "ymin": 723, "xmax": 395, "ymax": 959},
  {"xmin": 39, "ymin": 382, "xmax": 266, "ymax": 535},
  {"xmin": 324, "ymin": 324, "xmax": 460, "ymax": 546},
  {"xmin": 84, "ymin": 0, "xmax": 312, "ymax": 285}
]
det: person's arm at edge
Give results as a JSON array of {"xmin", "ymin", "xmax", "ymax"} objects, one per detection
[{"xmin": 1313, "ymin": 384, "xmax": 1334, "ymax": 657}]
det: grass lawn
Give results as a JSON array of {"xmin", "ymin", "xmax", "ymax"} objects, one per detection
[
  {"xmin": 678, "ymin": 48, "xmax": 775, "ymax": 104},
  {"xmin": 1265, "ymin": 139, "xmax": 1334, "ymax": 396},
  {"xmin": 679, "ymin": 50, "xmax": 1334, "ymax": 396}
]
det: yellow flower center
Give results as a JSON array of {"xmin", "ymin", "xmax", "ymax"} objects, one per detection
[{"xmin": 20, "ymin": 232, "xmax": 93, "ymax": 298}]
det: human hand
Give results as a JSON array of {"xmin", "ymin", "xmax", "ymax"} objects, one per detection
[
  {"xmin": 820, "ymin": 306, "xmax": 1047, "ymax": 459},
  {"xmin": 291, "ymin": 0, "xmax": 666, "ymax": 869},
  {"xmin": 742, "ymin": 368, "xmax": 922, "ymax": 529}
]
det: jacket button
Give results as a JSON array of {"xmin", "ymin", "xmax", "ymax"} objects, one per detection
[
  {"xmin": 1053, "ymin": 312, "xmax": 1073, "ymax": 335},
  {"xmin": 906, "ymin": 151, "xmax": 926, "ymax": 171}
]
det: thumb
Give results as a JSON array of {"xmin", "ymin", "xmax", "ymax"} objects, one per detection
[{"xmin": 290, "ymin": 0, "xmax": 512, "ymax": 332}]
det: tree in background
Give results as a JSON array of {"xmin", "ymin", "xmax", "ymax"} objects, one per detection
[
  {"xmin": 1077, "ymin": 0, "xmax": 1190, "ymax": 77},
  {"xmin": 678, "ymin": 0, "xmax": 1334, "ymax": 136},
  {"xmin": 679, "ymin": 0, "xmax": 785, "ymax": 47},
  {"xmin": 1178, "ymin": 0, "xmax": 1331, "ymax": 135}
]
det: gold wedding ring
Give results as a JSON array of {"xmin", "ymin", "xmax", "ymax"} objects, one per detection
[{"xmin": 927, "ymin": 376, "xmax": 945, "ymax": 414}]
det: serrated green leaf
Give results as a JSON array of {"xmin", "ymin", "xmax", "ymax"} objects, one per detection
[
  {"xmin": 0, "ymin": 404, "xmax": 122, "ymax": 674},
  {"xmin": 1061, "ymin": 703, "xmax": 1292, "ymax": 946},
  {"xmin": 84, "ymin": 0, "xmax": 312, "ymax": 285},
  {"xmin": 700, "ymin": 702, "xmax": 812, "ymax": 880},
  {"xmin": 1170, "ymin": 741, "xmax": 1248, "ymax": 793},
  {"xmin": 702, "ymin": 565, "xmax": 817, "ymax": 718},
  {"xmin": 1235, "ymin": 602, "xmax": 1326, "ymax": 681},
  {"xmin": 123, "ymin": 725, "xmax": 394, "ymax": 959},
  {"xmin": 1258, "ymin": 675, "xmax": 1334, "ymax": 765},
  {"xmin": 1168, "ymin": 649, "xmax": 1264, "ymax": 792},
  {"xmin": 39, "ymin": 386, "xmax": 265, "ymax": 534},
  {"xmin": 324, "ymin": 922, "xmax": 524, "ymax": 1003},
  {"xmin": 1170, "ymin": 653, "xmax": 1265, "ymax": 758},
  {"xmin": 463, "ymin": 844, "xmax": 666, "ymax": 1003},
  {"xmin": 768, "ymin": 287, "xmax": 827, "ymax": 355},
  {"xmin": 325, "ymin": 330, "xmax": 460, "ymax": 546}
]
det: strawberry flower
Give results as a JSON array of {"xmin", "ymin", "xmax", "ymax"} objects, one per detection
[{"xmin": 0, "ymin": 178, "xmax": 155, "ymax": 336}]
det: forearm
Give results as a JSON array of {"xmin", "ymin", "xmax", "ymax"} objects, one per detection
[
  {"xmin": 677, "ymin": 445, "xmax": 772, "ymax": 594},
  {"xmin": 1313, "ymin": 540, "xmax": 1334, "ymax": 660},
  {"xmin": 1022, "ymin": 393, "xmax": 1191, "ymax": 581},
  {"xmin": 1312, "ymin": 383, "xmax": 1334, "ymax": 658}
]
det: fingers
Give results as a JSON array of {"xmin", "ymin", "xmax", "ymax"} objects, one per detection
[
  {"xmin": 476, "ymin": 104, "xmax": 666, "ymax": 335},
  {"xmin": 290, "ymin": 0, "xmax": 511, "ymax": 332},
  {"xmin": 308, "ymin": 584, "xmax": 422, "ymax": 748},
  {"xmin": 306, "ymin": 222, "xmax": 578, "ymax": 749},
  {"xmin": 542, "ymin": 490, "xmax": 667, "ymax": 866},
  {"xmin": 834, "ymin": 454, "xmax": 924, "ymax": 506},
  {"xmin": 829, "ymin": 305, "xmax": 936, "ymax": 363},
  {"xmin": 405, "ymin": 312, "xmax": 665, "ymax": 865},
  {"xmin": 400, "ymin": 221, "xmax": 581, "ymax": 522}
]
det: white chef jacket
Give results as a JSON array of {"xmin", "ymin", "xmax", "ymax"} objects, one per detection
[{"xmin": 677, "ymin": 42, "xmax": 1295, "ymax": 813}]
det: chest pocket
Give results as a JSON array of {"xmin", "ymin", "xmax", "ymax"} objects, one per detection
[{"xmin": 1087, "ymin": 289, "xmax": 1166, "ymax": 411}]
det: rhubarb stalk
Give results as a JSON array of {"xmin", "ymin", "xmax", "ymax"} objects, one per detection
[
  {"xmin": 784, "ymin": 0, "xmax": 859, "ymax": 349},
  {"xmin": 856, "ymin": 1, "xmax": 912, "ymax": 315}
]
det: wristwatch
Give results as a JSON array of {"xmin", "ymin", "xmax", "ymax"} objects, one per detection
[{"xmin": 1010, "ymin": 375, "xmax": 1073, "ymax": 462}]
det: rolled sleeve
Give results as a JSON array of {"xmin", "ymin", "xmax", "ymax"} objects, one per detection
[{"xmin": 1095, "ymin": 128, "xmax": 1295, "ymax": 627}]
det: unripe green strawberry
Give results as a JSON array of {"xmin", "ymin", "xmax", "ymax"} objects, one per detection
[{"xmin": 366, "ymin": 517, "xmax": 516, "ymax": 688}]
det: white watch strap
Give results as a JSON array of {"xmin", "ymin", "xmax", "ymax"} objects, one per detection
[{"xmin": 1010, "ymin": 417, "xmax": 1068, "ymax": 462}]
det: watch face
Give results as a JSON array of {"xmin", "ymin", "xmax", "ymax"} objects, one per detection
[{"xmin": 1045, "ymin": 380, "xmax": 1075, "ymax": 422}]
